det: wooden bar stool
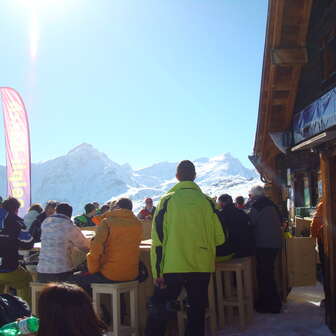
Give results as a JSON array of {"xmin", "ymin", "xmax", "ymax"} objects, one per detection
[
  {"xmin": 30, "ymin": 282, "xmax": 46, "ymax": 315},
  {"xmin": 215, "ymin": 257, "xmax": 253, "ymax": 330},
  {"xmin": 92, "ymin": 281, "xmax": 139, "ymax": 336},
  {"xmin": 177, "ymin": 274, "xmax": 217, "ymax": 336}
]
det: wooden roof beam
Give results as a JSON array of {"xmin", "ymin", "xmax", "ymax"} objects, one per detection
[{"xmin": 271, "ymin": 48, "xmax": 308, "ymax": 65}]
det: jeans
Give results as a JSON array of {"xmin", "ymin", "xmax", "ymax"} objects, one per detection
[
  {"xmin": 318, "ymin": 238, "xmax": 326, "ymax": 295},
  {"xmin": 255, "ymin": 248, "xmax": 282, "ymax": 311},
  {"xmin": 145, "ymin": 272, "xmax": 210, "ymax": 336},
  {"xmin": 37, "ymin": 271, "xmax": 73, "ymax": 283}
]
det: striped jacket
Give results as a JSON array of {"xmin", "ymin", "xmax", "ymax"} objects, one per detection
[{"xmin": 0, "ymin": 208, "xmax": 34, "ymax": 272}]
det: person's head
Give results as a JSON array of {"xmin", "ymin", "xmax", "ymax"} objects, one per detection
[
  {"xmin": 84, "ymin": 203, "xmax": 96, "ymax": 218},
  {"xmin": 45, "ymin": 201, "xmax": 58, "ymax": 216},
  {"xmin": 116, "ymin": 198, "xmax": 133, "ymax": 211},
  {"xmin": 108, "ymin": 200, "xmax": 118, "ymax": 211},
  {"xmin": 28, "ymin": 203, "xmax": 43, "ymax": 214},
  {"xmin": 217, "ymin": 194, "xmax": 233, "ymax": 209},
  {"xmin": 249, "ymin": 186, "xmax": 265, "ymax": 199},
  {"xmin": 37, "ymin": 283, "xmax": 106, "ymax": 336},
  {"xmin": 92, "ymin": 202, "xmax": 100, "ymax": 209},
  {"xmin": 56, "ymin": 203, "xmax": 73, "ymax": 218},
  {"xmin": 100, "ymin": 204, "xmax": 110, "ymax": 214},
  {"xmin": 2, "ymin": 197, "xmax": 21, "ymax": 215},
  {"xmin": 235, "ymin": 196, "xmax": 245, "ymax": 207},
  {"xmin": 176, "ymin": 160, "xmax": 196, "ymax": 182},
  {"xmin": 0, "ymin": 196, "xmax": 3, "ymax": 208},
  {"xmin": 145, "ymin": 198, "xmax": 153, "ymax": 209}
]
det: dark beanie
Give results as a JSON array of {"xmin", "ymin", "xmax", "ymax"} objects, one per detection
[{"xmin": 85, "ymin": 203, "xmax": 96, "ymax": 214}]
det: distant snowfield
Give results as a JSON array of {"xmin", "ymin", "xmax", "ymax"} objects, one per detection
[
  {"xmin": 0, "ymin": 143, "xmax": 261, "ymax": 214},
  {"xmin": 123, "ymin": 175, "xmax": 260, "ymax": 214}
]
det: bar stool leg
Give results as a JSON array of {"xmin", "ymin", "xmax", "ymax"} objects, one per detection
[
  {"xmin": 224, "ymin": 272, "xmax": 234, "ymax": 323},
  {"xmin": 31, "ymin": 287, "xmax": 37, "ymax": 315},
  {"xmin": 215, "ymin": 270, "xmax": 224, "ymax": 329},
  {"xmin": 92, "ymin": 290, "xmax": 102, "ymax": 319},
  {"xmin": 236, "ymin": 270, "xmax": 245, "ymax": 330},
  {"xmin": 245, "ymin": 260, "xmax": 254, "ymax": 321},
  {"xmin": 130, "ymin": 287, "xmax": 139, "ymax": 336},
  {"xmin": 112, "ymin": 290, "xmax": 121, "ymax": 336}
]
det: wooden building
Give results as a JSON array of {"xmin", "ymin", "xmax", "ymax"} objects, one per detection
[{"xmin": 252, "ymin": 0, "xmax": 336, "ymax": 332}]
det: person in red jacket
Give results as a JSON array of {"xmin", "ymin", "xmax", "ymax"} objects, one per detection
[
  {"xmin": 137, "ymin": 198, "xmax": 156, "ymax": 221},
  {"xmin": 310, "ymin": 200, "xmax": 325, "ymax": 305},
  {"xmin": 235, "ymin": 196, "xmax": 245, "ymax": 209}
]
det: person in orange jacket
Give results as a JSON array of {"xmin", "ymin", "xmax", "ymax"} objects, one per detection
[
  {"xmin": 71, "ymin": 198, "xmax": 143, "ymax": 294},
  {"xmin": 310, "ymin": 200, "xmax": 326, "ymax": 303}
]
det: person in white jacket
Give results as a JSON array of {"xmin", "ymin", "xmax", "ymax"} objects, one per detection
[
  {"xmin": 23, "ymin": 204, "xmax": 43, "ymax": 230},
  {"xmin": 37, "ymin": 203, "xmax": 89, "ymax": 283}
]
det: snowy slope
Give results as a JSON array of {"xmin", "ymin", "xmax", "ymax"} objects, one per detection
[
  {"xmin": 0, "ymin": 144, "xmax": 260, "ymax": 214},
  {"xmin": 128, "ymin": 153, "xmax": 259, "ymax": 211}
]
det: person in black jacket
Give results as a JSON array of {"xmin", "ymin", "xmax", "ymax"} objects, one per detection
[
  {"xmin": 216, "ymin": 194, "xmax": 255, "ymax": 261},
  {"xmin": 0, "ymin": 198, "xmax": 34, "ymax": 304},
  {"xmin": 249, "ymin": 186, "xmax": 283, "ymax": 314},
  {"xmin": 29, "ymin": 200, "xmax": 57, "ymax": 242}
]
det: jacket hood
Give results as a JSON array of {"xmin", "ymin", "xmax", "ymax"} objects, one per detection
[
  {"xmin": 221, "ymin": 203, "xmax": 237, "ymax": 212},
  {"xmin": 42, "ymin": 213, "xmax": 73, "ymax": 230},
  {"xmin": 168, "ymin": 181, "xmax": 202, "ymax": 193},
  {"xmin": 50, "ymin": 213, "xmax": 71, "ymax": 220},
  {"xmin": 105, "ymin": 208, "xmax": 136, "ymax": 219},
  {"xmin": 0, "ymin": 208, "xmax": 8, "ymax": 230},
  {"xmin": 252, "ymin": 196, "xmax": 273, "ymax": 209}
]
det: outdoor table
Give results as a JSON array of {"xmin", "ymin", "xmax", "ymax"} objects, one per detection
[{"xmin": 31, "ymin": 230, "xmax": 95, "ymax": 251}]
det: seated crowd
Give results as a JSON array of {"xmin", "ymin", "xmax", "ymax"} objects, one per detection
[{"xmin": 0, "ymin": 160, "xmax": 284, "ymax": 336}]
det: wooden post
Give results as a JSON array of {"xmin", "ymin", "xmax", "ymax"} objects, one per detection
[{"xmin": 320, "ymin": 152, "xmax": 336, "ymax": 332}]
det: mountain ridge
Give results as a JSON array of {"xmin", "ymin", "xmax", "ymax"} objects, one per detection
[{"xmin": 0, "ymin": 143, "xmax": 259, "ymax": 214}]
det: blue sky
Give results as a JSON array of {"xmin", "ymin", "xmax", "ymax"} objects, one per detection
[{"xmin": 0, "ymin": 0, "xmax": 267, "ymax": 169}]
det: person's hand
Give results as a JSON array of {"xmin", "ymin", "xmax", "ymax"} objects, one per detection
[{"xmin": 154, "ymin": 277, "xmax": 166, "ymax": 289}]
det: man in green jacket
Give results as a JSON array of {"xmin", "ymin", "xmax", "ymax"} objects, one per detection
[
  {"xmin": 74, "ymin": 203, "xmax": 96, "ymax": 227},
  {"xmin": 145, "ymin": 160, "xmax": 225, "ymax": 336}
]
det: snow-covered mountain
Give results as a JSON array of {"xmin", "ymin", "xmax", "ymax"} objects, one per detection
[{"xmin": 0, "ymin": 143, "xmax": 260, "ymax": 214}]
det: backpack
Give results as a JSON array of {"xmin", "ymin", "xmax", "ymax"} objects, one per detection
[{"xmin": 0, "ymin": 294, "xmax": 31, "ymax": 327}]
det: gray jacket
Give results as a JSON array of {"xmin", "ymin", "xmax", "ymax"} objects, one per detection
[{"xmin": 249, "ymin": 196, "xmax": 282, "ymax": 249}]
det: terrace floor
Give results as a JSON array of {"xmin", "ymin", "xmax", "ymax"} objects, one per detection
[{"xmin": 218, "ymin": 284, "xmax": 332, "ymax": 336}]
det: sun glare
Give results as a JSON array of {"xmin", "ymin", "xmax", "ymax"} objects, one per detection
[
  {"xmin": 18, "ymin": 0, "xmax": 67, "ymax": 61},
  {"xmin": 29, "ymin": 11, "xmax": 39, "ymax": 61},
  {"xmin": 19, "ymin": 0, "xmax": 63, "ymax": 11}
]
